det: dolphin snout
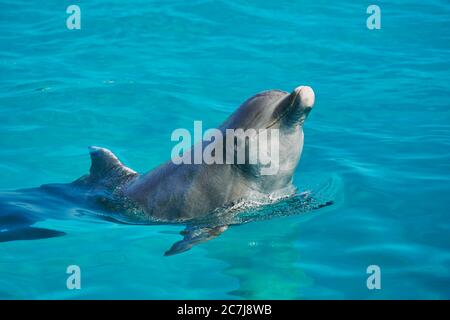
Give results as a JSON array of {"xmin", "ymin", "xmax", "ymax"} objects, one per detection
[
  {"xmin": 269, "ymin": 85, "xmax": 316, "ymax": 128},
  {"xmin": 293, "ymin": 85, "xmax": 315, "ymax": 110}
]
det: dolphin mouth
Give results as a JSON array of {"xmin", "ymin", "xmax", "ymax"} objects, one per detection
[
  {"xmin": 293, "ymin": 86, "xmax": 315, "ymax": 109},
  {"xmin": 267, "ymin": 85, "xmax": 315, "ymax": 128}
]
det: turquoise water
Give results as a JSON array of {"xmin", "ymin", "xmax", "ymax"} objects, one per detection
[{"xmin": 1, "ymin": 0, "xmax": 450, "ymax": 299}]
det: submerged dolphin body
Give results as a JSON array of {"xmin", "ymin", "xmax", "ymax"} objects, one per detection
[{"xmin": 74, "ymin": 86, "xmax": 319, "ymax": 255}]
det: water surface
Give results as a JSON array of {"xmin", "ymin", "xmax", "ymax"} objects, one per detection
[{"xmin": 0, "ymin": 0, "xmax": 449, "ymax": 299}]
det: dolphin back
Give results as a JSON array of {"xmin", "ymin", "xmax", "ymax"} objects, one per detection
[{"xmin": 74, "ymin": 146, "xmax": 138, "ymax": 191}]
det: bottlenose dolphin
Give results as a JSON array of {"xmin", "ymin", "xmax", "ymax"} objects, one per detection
[
  {"xmin": 0, "ymin": 86, "xmax": 325, "ymax": 255},
  {"xmin": 73, "ymin": 85, "xmax": 318, "ymax": 254}
]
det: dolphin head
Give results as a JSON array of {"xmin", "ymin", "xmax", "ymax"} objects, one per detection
[
  {"xmin": 221, "ymin": 85, "xmax": 315, "ymax": 131},
  {"xmin": 217, "ymin": 86, "xmax": 315, "ymax": 191}
]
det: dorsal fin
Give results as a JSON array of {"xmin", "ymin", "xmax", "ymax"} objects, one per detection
[{"xmin": 86, "ymin": 146, "xmax": 137, "ymax": 186}]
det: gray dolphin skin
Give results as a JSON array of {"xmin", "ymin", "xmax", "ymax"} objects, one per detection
[{"xmin": 77, "ymin": 85, "xmax": 316, "ymax": 255}]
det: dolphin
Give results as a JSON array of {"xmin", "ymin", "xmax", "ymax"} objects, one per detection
[{"xmin": 72, "ymin": 85, "xmax": 318, "ymax": 255}]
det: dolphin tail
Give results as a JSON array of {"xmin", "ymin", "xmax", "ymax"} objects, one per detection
[
  {"xmin": 164, "ymin": 225, "xmax": 228, "ymax": 256},
  {"xmin": 74, "ymin": 146, "xmax": 138, "ymax": 189}
]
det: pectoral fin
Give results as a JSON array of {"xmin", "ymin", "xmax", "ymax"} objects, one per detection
[{"xmin": 164, "ymin": 225, "xmax": 228, "ymax": 256}]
